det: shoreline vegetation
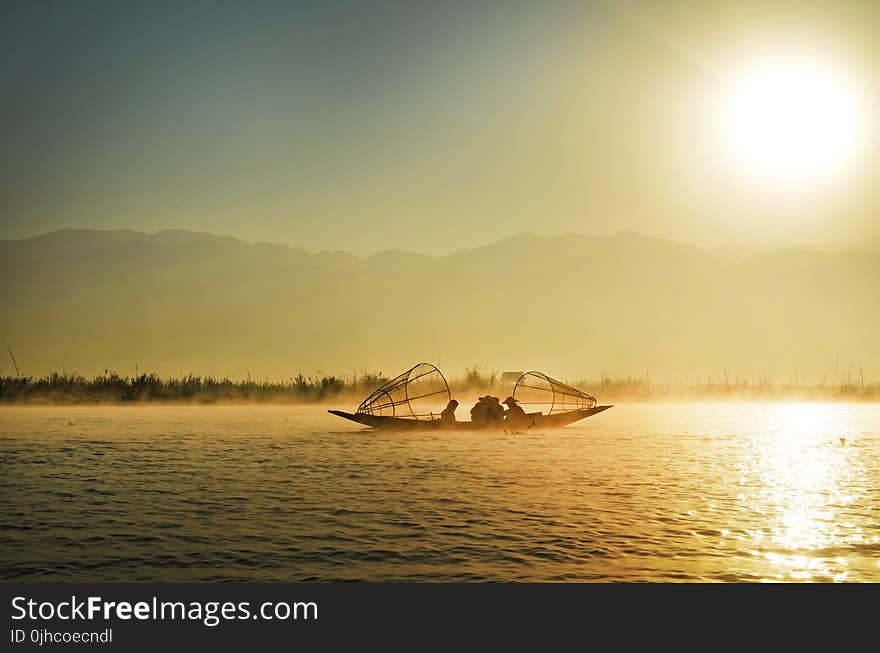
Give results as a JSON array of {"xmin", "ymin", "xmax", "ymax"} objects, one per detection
[{"xmin": 1, "ymin": 367, "xmax": 878, "ymax": 404}]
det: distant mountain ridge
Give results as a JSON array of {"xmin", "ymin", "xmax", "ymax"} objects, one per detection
[{"xmin": 2, "ymin": 228, "xmax": 878, "ymax": 381}]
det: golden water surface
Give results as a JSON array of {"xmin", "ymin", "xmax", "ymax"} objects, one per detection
[{"xmin": 1, "ymin": 402, "xmax": 878, "ymax": 581}]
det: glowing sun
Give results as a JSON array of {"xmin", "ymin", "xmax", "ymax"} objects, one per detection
[{"xmin": 717, "ymin": 56, "xmax": 864, "ymax": 185}]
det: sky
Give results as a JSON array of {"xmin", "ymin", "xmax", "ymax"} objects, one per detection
[{"xmin": 2, "ymin": 0, "xmax": 879, "ymax": 255}]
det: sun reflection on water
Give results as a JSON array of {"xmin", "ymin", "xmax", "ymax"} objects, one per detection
[
  {"xmin": 749, "ymin": 403, "xmax": 864, "ymax": 581},
  {"xmin": 4, "ymin": 403, "xmax": 878, "ymax": 582}
]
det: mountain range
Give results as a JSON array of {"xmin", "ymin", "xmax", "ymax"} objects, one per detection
[{"xmin": 1, "ymin": 228, "xmax": 878, "ymax": 382}]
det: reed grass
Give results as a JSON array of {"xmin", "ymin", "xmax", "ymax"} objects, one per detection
[{"xmin": 1, "ymin": 367, "xmax": 877, "ymax": 404}]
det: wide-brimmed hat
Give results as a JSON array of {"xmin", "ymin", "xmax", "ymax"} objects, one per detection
[{"xmin": 503, "ymin": 396, "xmax": 518, "ymax": 405}]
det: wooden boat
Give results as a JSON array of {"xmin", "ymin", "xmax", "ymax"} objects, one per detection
[
  {"xmin": 328, "ymin": 363, "xmax": 612, "ymax": 431},
  {"xmin": 329, "ymin": 405, "xmax": 612, "ymax": 431}
]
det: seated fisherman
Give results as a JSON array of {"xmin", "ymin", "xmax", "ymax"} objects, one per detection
[
  {"xmin": 440, "ymin": 399, "xmax": 459, "ymax": 425},
  {"xmin": 469, "ymin": 396, "xmax": 490, "ymax": 425},
  {"xmin": 487, "ymin": 396, "xmax": 504, "ymax": 424},
  {"xmin": 502, "ymin": 396, "xmax": 528, "ymax": 428}
]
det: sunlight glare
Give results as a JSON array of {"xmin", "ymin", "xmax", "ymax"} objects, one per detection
[
  {"xmin": 750, "ymin": 403, "xmax": 863, "ymax": 580},
  {"xmin": 717, "ymin": 54, "xmax": 864, "ymax": 186}
]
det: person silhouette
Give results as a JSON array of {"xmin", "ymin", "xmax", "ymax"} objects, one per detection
[
  {"xmin": 502, "ymin": 396, "xmax": 527, "ymax": 428},
  {"xmin": 487, "ymin": 396, "xmax": 504, "ymax": 424},
  {"xmin": 469, "ymin": 396, "xmax": 490, "ymax": 425},
  {"xmin": 440, "ymin": 399, "xmax": 459, "ymax": 425}
]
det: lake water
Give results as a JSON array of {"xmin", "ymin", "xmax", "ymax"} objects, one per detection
[{"xmin": 1, "ymin": 402, "xmax": 878, "ymax": 582}]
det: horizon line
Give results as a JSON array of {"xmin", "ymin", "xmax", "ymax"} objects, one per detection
[{"xmin": 3, "ymin": 225, "xmax": 875, "ymax": 260}]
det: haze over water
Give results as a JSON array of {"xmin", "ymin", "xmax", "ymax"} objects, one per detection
[{"xmin": 2, "ymin": 403, "xmax": 878, "ymax": 582}]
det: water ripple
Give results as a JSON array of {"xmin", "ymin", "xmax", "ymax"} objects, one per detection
[{"xmin": 1, "ymin": 402, "xmax": 878, "ymax": 581}]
